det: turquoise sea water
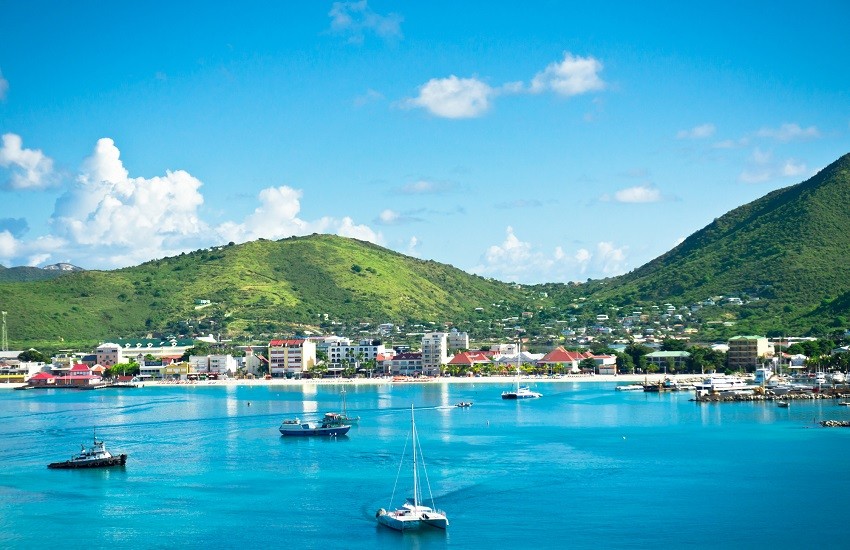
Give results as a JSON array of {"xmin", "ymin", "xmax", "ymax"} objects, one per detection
[{"xmin": 1, "ymin": 381, "xmax": 849, "ymax": 549}]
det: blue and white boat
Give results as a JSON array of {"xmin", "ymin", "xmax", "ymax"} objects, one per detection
[{"xmin": 279, "ymin": 418, "xmax": 350, "ymax": 437}]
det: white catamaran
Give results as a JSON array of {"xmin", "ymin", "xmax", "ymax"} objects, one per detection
[
  {"xmin": 501, "ymin": 342, "xmax": 542, "ymax": 399},
  {"xmin": 375, "ymin": 406, "xmax": 449, "ymax": 531}
]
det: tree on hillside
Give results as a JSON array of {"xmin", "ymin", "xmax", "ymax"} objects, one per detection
[
  {"xmin": 661, "ymin": 338, "xmax": 687, "ymax": 351},
  {"xmin": 18, "ymin": 349, "xmax": 47, "ymax": 363}
]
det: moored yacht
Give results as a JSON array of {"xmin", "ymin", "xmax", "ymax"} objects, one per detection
[
  {"xmin": 279, "ymin": 418, "xmax": 350, "ymax": 436},
  {"xmin": 693, "ymin": 374, "xmax": 750, "ymax": 394}
]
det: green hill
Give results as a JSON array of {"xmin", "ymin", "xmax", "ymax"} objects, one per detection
[
  {"xmin": 3, "ymin": 152, "xmax": 850, "ymax": 350},
  {"xmin": 581, "ymin": 152, "xmax": 850, "ymax": 335},
  {"xmin": 0, "ymin": 235, "xmax": 530, "ymax": 348}
]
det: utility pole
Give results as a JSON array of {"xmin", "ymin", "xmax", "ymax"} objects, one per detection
[{"xmin": 1, "ymin": 311, "xmax": 7, "ymax": 352}]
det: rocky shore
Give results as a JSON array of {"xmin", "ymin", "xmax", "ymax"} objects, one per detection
[{"xmin": 693, "ymin": 388, "xmax": 850, "ymax": 403}]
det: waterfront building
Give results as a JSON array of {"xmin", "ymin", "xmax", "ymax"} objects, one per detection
[
  {"xmin": 727, "ymin": 336, "xmax": 770, "ymax": 370},
  {"xmin": 387, "ymin": 352, "xmax": 422, "ymax": 376},
  {"xmin": 537, "ymin": 347, "xmax": 594, "ymax": 374},
  {"xmin": 421, "ymin": 332, "xmax": 450, "ymax": 376},
  {"xmin": 645, "ymin": 350, "xmax": 691, "ymax": 372},
  {"xmin": 446, "ymin": 328, "xmax": 469, "ymax": 351},
  {"xmin": 188, "ymin": 354, "xmax": 237, "ymax": 376},
  {"xmin": 96, "ymin": 343, "xmax": 124, "ymax": 367},
  {"xmin": 268, "ymin": 339, "xmax": 317, "ymax": 378}
]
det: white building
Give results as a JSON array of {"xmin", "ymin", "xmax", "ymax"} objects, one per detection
[
  {"xmin": 447, "ymin": 328, "xmax": 469, "ymax": 351},
  {"xmin": 421, "ymin": 332, "xmax": 451, "ymax": 376},
  {"xmin": 96, "ymin": 343, "xmax": 124, "ymax": 367},
  {"xmin": 268, "ymin": 339, "xmax": 317, "ymax": 378}
]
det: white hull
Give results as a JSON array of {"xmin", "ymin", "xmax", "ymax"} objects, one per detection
[{"xmin": 376, "ymin": 504, "xmax": 448, "ymax": 531}]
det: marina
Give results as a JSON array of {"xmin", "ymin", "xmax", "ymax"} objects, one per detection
[{"xmin": 2, "ymin": 380, "xmax": 849, "ymax": 549}]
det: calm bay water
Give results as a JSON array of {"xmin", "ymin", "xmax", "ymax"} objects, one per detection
[{"xmin": 1, "ymin": 381, "xmax": 848, "ymax": 549}]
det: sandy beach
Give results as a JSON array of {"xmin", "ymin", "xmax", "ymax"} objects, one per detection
[
  {"xmin": 1, "ymin": 373, "xmax": 707, "ymax": 390},
  {"xmin": 136, "ymin": 373, "xmax": 702, "ymax": 388}
]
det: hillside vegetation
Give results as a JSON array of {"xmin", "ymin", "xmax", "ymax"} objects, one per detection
[
  {"xmin": 2, "ymin": 152, "xmax": 850, "ymax": 350},
  {"xmin": 579, "ymin": 152, "xmax": 850, "ymax": 335},
  {"xmin": 0, "ymin": 235, "xmax": 533, "ymax": 347}
]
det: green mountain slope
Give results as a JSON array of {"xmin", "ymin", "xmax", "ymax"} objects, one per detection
[
  {"xmin": 0, "ymin": 235, "xmax": 527, "ymax": 346},
  {"xmin": 586, "ymin": 152, "xmax": 850, "ymax": 333}
]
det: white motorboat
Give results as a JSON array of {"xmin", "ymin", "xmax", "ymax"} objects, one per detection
[
  {"xmin": 693, "ymin": 374, "xmax": 750, "ymax": 394},
  {"xmin": 376, "ymin": 406, "xmax": 448, "ymax": 532}
]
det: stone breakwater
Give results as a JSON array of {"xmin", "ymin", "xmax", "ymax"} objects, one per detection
[
  {"xmin": 820, "ymin": 420, "xmax": 850, "ymax": 427},
  {"xmin": 694, "ymin": 389, "xmax": 850, "ymax": 403}
]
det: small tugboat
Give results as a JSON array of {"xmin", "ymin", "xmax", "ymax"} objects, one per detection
[
  {"xmin": 279, "ymin": 417, "xmax": 351, "ymax": 436},
  {"xmin": 48, "ymin": 431, "xmax": 127, "ymax": 469}
]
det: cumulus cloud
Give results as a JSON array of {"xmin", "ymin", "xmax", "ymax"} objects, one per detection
[
  {"xmin": 0, "ymin": 136, "xmax": 381, "ymax": 268},
  {"xmin": 0, "ymin": 217, "xmax": 28, "ymax": 238},
  {"xmin": 328, "ymin": 1, "xmax": 403, "ymax": 44},
  {"xmin": 404, "ymin": 52, "xmax": 605, "ymax": 119},
  {"xmin": 406, "ymin": 236, "xmax": 420, "ymax": 256},
  {"xmin": 0, "ymin": 68, "xmax": 7, "ymax": 100},
  {"xmin": 47, "ymin": 138, "xmax": 206, "ymax": 266},
  {"xmin": 470, "ymin": 227, "xmax": 628, "ymax": 283},
  {"xmin": 216, "ymin": 185, "xmax": 381, "ymax": 246},
  {"xmin": 0, "ymin": 133, "xmax": 56, "ymax": 189},
  {"xmin": 529, "ymin": 52, "xmax": 606, "ymax": 96},
  {"xmin": 607, "ymin": 185, "xmax": 662, "ymax": 203},
  {"xmin": 756, "ymin": 123, "xmax": 819, "ymax": 142},
  {"xmin": 404, "ymin": 76, "xmax": 494, "ymax": 119},
  {"xmin": 676, "ymin": 123, "xmax": 716, "ymax": 139}
]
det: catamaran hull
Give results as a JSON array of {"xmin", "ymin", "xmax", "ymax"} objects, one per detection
[{"xmin": 376, "ymin": 510, "xmax": 448, "ymax": 531}]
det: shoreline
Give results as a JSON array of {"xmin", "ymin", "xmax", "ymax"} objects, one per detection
[{"xmin": 1, "ymin": 373, "xmax": 701, "ymax": 390}]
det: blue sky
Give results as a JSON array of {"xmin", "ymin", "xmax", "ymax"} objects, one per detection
[{"xmin": 1, "ymin": 1, "xmax": 848, "ymax": 283}]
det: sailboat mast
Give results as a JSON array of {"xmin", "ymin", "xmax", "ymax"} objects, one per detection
[
  {"xmin": 516, "ymin": 340, "xmax": 521, "ymax": 390},
  {"xmin": 411, "ymin": 405, "xmax": 419, "ymax": 508}
]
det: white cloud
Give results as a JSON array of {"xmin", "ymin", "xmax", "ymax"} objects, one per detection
[
  {"xmin": 217, "ymin": 185, "xmax": 382, "ymax": 246},
  {"xmin": 676, "ymin": 123, "xmax": 716, "ymax": 139},
  {"xmin": 328, "ymin": 1, "xmax": 403, "ymax": 44},
  {"xmin": 0, "ymin": 68, "xmax": 7, "ymax": 100},
  {"xmin": 396, "ymin": 179, "xmax": 454, "ymax": 195},
  {"xmin": 738, "ymin": 147, "xmax": 810, "ymax": 183},
  {"xmin": 611, "ymin": 185, "xmax": 662, "ymax": 203},
  {"xmin": 404, "ymin": 76, "xmax": 494, "ymax": 119},
  {"xmin": 530, "ymin": 52, "xmax": 605, "ymax": 96},
  {"xmin": 0, "ymin": 230, "xmax": 19, "ymax": 260},
  {"xmin": 0, "ymin": 133, "xmax": 56, "ymax": 189},
  {"xmin": 782, "ymin": 159, "xmax": 807, "ymax": 177},
  {"xmin": 470, "ymin": 227, "xmax": 628, "ymax": 283},
  {"xmin": 378, "ymin": 209, "xmax": 400, "ymax": 224},
  {"xmin": 48, "ymin": 138, "xmax": 207, "ymax": 267},
  {"xmin": 406, "ymin": 236, "xmax": 420, "ymax": 256},
  {"xmin": 756, "ymin": 123, "xmax": 819, "ymax": 142}
]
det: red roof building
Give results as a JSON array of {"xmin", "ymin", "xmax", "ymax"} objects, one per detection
[{"xmin": 537, "ymin": 347, "xmax": 594, "ymax": 373}]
